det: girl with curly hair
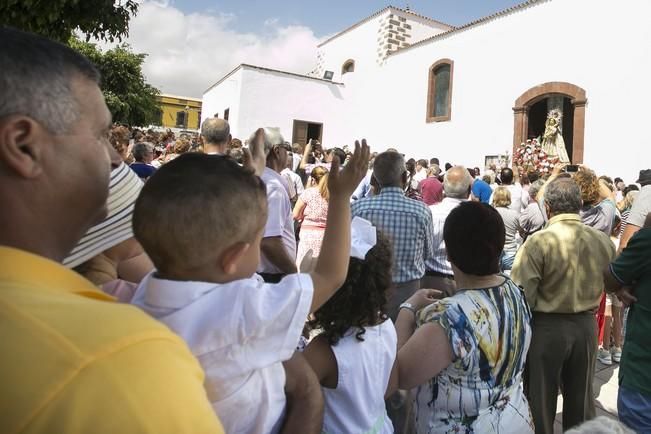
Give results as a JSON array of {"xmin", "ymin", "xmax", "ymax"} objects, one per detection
[{"xmin": 303, "ymin": 220, "xmax": 396, "ymax": 434}]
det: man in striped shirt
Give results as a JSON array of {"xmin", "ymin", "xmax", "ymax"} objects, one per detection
[{"xmin": 351, "ymin": 151, "xmax": 434, "ymax": 320}]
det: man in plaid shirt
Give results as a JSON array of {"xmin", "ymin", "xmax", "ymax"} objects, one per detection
[{"xmin": 352, "ymin": 151, "xmax": 434, "ymax": 320}]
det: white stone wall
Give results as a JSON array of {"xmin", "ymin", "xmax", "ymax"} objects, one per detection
[
  {"xmin": 316, "ymin": 13, "xmax": 386, "ymax": 82},
  {"xmin": 376, "ymin": 0, "xmax": 651, "ymax": 181},
  {"xmin": 204, "ymin": 66, "xmax": 350, "ymax": 144},
  {"xmin": 201, "ymin": 68, "xmax": 243, "ymax": 134},
  {"xmin": 203, "ymin": 0, "xmax": 651, "ymax": 181}
]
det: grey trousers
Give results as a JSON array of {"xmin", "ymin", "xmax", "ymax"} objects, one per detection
[
  {"xmin": 525, "ymin": 311, "xmax": 597, "ymax": 434},
  {"xmin": 388, "ymin": 279, "xmax": 421, "ymax": 321}
]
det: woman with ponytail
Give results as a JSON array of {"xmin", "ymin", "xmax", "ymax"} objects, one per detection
[{"xmin": 293, "ymin": 166, "xmax": 330, "ymax": 267}]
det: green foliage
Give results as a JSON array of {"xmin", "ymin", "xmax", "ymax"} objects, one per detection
[
  {"xmin": 0, "ymin": 0, "xmax": 138, "ymax": 42},
  {"xmin": 70, "ymin": 38, "xmax": 161, "ymax": 127}
]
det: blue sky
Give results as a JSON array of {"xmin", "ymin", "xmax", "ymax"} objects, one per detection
[{"xmin": 171, "ymin": 0, "xmax": 526, "ymax": 36}]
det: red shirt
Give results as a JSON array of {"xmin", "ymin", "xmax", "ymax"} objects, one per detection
[{"xmin": 419, "ymin": 177, "xmax": 444, "ymax": 206}]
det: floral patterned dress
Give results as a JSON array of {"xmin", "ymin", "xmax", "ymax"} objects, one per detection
[
  {"xmin": 296, "ymin": 188, "xmax": 329, "ymax": 266},
  {"xmin": 413, "ymin": 278, "xmax": 534, "ymax": 434}
]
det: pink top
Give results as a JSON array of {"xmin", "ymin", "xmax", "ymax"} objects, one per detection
[
  {"xmin": 420, "ymin": 177, "xmax": 444, "ymax": 206},
  {"xmin": 300, "ymin": 188, "xmax": 329, "ymax": 228}
]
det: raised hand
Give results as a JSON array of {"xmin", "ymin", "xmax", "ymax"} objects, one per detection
[
  {"xmin": 242, "ymin": 128, "xmax": 267, "ymax": 176},
  {"xmin": 327, "ymin": 139, "xmax": 370, "ymax": 197}
]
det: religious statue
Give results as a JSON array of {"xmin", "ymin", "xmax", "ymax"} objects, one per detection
[{"xmin": 541, "ymin": 109, "xmax": 570, "ymax": 163}]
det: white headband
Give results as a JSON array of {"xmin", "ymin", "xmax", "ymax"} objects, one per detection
[{"xmin": 350, "ymin": 217, "xmax": 377, "ymax": 260}]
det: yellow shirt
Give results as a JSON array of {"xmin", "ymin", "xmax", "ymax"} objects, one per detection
[
  {"xmin": 511, "ymin": 214, "xmax": 616, "ymax": 313},
  {"xmin": 0, "ymin": 247, "xmax": 223, "ymax": 434}
]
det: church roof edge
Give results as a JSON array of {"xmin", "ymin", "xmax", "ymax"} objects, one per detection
[
  {"xmin": 388, "ymin": 0, "xmax": 550, "ymax": 57},
  {"xmin": 316, "ymin": 5, "xmax": 454, "ymax": 48},
  {"xmin": 204, "ymin": 64, "xmax": 344, "ymax": 95}
]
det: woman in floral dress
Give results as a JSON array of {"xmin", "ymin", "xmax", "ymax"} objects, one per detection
[
  {"xmin": 293, "ymin": 166, "xmax": 329, "ymax": 267},
  {"xmin": 387, "ymin": 202, "xmax": 534, "ymax": 433}
]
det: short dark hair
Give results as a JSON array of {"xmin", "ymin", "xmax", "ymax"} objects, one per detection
[
  {"xmin": 133, "ymin": 154, "xmax": 267, "ymax": 273},
  {"xmin": 308, "ymin": 232, "xmax": 393, "ymax": 344},
  {"xmin": 430, "ymin": 157, "xmax": 440, "ymax": 166},
  {"xmin": 500, "ymin": 168, "xmax": 514, "ymax": 185},
  {"xmin": 443, "ymin": 202, "xmax": 505, "ymax": 276},
  {"xmin": 0, "ymin": 27, "xmax": 100, "ymax": 134},
  {"xmin": 417, "ymin": 159, "xmax": 428, "ymax": 168},
  {"xmin": 373, "ymin": 151, "xmax": 406, "ymax": 187},
  {"xmin": 329, "ymin": 147, "xmax": 346, "ymax": 165},
  {"xmin": 527, "ymin": 171, "xmax": 540, "ymax": 183}
]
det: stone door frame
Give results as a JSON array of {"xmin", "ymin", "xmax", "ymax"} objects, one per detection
[{"xmin": 513, "ymin": 82, "xmax": 587, "ymax": 164}]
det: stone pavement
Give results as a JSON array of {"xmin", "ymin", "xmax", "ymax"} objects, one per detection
[{"xmin": 553, "ymin": 360, "xmax": 620, "ymax": 433}]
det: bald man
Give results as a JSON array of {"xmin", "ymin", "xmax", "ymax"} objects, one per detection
[
  {"xmin": 422, "ymin": 166, "xmax": 473, "ymax": 296},
  {"xmin": 201, "ymin": 117, "xmax": 231, "ymax": 155}
]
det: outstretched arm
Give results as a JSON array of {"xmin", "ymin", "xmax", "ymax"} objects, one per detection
[{"xmin": 309, "ymin": 140, "xmax": 370, "ymax": 312}]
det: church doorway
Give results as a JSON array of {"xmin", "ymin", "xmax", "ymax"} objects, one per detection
[
  {"xmin": 513, "ymin": 82, "xmax": 587, "ymax": 164},
  {"xmin": 292, "ymin": 119, "xmax": 323, "ymax": 146},
  {"xmin": 526, "ymin": 97, "xmax": 575, "ymax": 160}
]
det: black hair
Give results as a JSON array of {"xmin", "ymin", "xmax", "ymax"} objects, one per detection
[
  {"xmin": 500, "ymin": 168, "xmax": 514, "ymax": 185},
  {"xmin": 133, "ymin": 153, "xmax": 267, "ymax": 273},
  {"xmin": 443, "ymin": 202, "xmax": 505, "ymax": 276},
  {"xmin": 308, "ymin": 232, "xmax": 393, "ymax": 345},
  {"xmin": 330, "ymin": 147, "xmax": 347, "ymax": 165}
]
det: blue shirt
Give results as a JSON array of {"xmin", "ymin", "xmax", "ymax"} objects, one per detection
[
  {"xmin": 471, "ymin": 179, "xmax": 492, "ymax": 204},
  {"xmin": 351, "ymin": 187, "xmax": 434, "ymax": 283},
  {"xmin": 129, "ymin": 162, "xmax": 157, "ymax": 180}
]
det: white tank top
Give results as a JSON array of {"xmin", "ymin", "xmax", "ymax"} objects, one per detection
[{"xmin": 322, "ymin": 320, "xmax": 397, "ymax": 434}]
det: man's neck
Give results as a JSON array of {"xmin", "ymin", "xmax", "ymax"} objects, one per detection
[
  {"xmin": 267, "ymin": 160, "xmax": 283, "ymax": 174},
  {"xmin": 204, "ymin": 143, "xmax": 227, "ymax": 155}
]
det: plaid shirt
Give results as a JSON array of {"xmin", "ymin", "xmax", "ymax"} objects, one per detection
[{"xmin": 352, "ymin": 187, "xmax": 434, "ymax": 283}]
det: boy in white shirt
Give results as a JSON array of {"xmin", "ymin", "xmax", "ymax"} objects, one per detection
[{"xmin": 131, "ymin": 140, "xmax": 370, "ymax": 434}]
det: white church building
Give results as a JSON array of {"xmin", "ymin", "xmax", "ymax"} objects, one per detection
[{"xmin": 202, "ymin": 0, "xmax": 651, "ymax": 181}]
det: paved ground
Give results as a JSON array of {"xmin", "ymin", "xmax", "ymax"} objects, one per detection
[{"xmin": 553, "ymin": 360, "xmax": 619, "ymax": 433}]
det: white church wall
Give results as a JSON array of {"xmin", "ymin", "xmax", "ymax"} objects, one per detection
[
  {"xmin": 317, "ymin": 13, "xmax": 386, "ymax": 82},
  {"xmin": 404, "ymin": 14, "xmax": 451, "ymax": 45},
  {"xmin": 228, "ymin": 67, "xmax": 350, "ymax": 145},
  {"xmin": 202, "ymin": 68, "xmax": 243, "ymax": 134},
  {"xmin": 378, "ymin": 0, "xmax": 651, "ymax": 181}
]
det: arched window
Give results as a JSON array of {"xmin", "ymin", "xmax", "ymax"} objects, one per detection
[
  {"xmin": 426, "ymin": 59, "xmax": 454, "ymax": 122},
  {"xmin": 341, "ymin": 59, "xmax": 355, "ymax": 75}
]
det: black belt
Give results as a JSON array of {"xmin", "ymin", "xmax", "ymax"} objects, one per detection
[{"xmin": 425, "ymin": 270, "xmax": 454, "ymax": 280}]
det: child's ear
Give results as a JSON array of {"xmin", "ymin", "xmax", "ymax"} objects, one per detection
[{"xmin": 219, "ymin": 242, "xmax": 251, "ymax": 275}]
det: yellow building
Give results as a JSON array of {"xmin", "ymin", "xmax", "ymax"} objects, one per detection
[{"xmin": 156, "ymin": 94, "xmax": 202, "ymax": 131}]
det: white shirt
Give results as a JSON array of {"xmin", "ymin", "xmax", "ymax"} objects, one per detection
[
  {"xmin": 292, "ymin": 153, "xmax": 301, "ymax": 171},
  {"xmin": 628, "ymin": 184, "xmax": 651, "ymax": 227},
  {"xmin": 281, "ymin": 168, "xmax": 304, "ymax": 199},
  {"xmin": 425, "ymin": 197, "xmax": 465, "ymax": 274},
  {"xmin": 132, "ymin": 272, "xmax": 314, "ymax": 434},
  {"xmin": 259, "ymin": 167, "xmax": 297, "ymax": 274},
  {"xmin": 411, "ymin": 169, "xmax": 427, "ymax": 190},
  {"xmin": 505, "ymin": 183, "xmax": 524, "ymax": 214},
  {"xmin": 322, "ymin": 320, "xmax": 396, "ymax": 434}
]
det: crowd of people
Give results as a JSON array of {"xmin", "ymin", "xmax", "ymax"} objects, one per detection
[{"xmin": 3, "ymin": 27, "xmax": 651, "ymax": 434}]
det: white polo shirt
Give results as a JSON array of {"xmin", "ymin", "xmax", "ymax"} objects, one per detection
[
  {"xmin": 259, "ymin": 167, "xmax": 297, "ymax": 274},
  {"xmin": 132, "ymin": 272, "xmax": 314, "ymax": 434}
]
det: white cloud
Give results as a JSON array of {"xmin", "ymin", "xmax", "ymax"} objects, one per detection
[{"xmin": 121, "ymin": 2, "xmax": 321, "ymax": 98}]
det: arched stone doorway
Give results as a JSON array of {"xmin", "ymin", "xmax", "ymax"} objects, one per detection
[{"xmin": 513, "ymin": 82, "xmax": 587, "ymax": 164}]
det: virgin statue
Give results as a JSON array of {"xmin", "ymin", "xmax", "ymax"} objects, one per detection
[{"xmin": 541, "ymin": 109, "xmax": 570, "ymax": 163}]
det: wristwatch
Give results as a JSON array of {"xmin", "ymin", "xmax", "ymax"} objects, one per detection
[{"xmin": 399, "ymin": 302, "xmax": 416, "ymax": 314}]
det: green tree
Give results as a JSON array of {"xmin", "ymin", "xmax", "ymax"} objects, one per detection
[
  {"xmin": 70, "ymin": 38, "xmax": 161, "ymax": 127},
  {"xmin": 0, "ymin": 0, "xmax": 138, "ymax": 42}
]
